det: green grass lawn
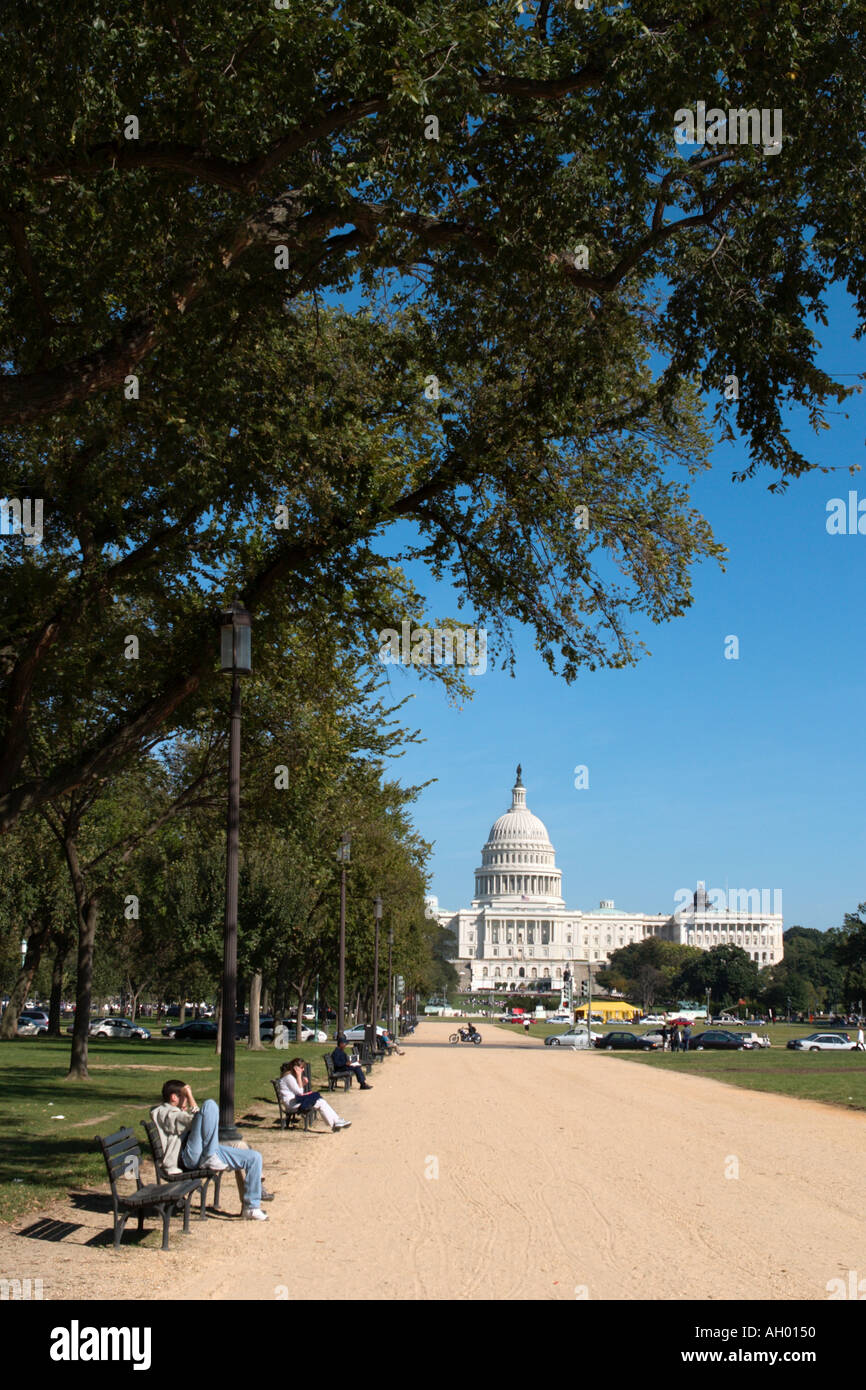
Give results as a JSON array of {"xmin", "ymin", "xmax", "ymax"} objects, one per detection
[
  {"xmin": 612, "ymin": 1046, "xmax": 866, "ymax": 1111},
  {"xmin": 495, "ymin": 1019, "xmax": 866, "ymax": 1110},
  {"xmin": 0, "ymin": 1036, "xmax": 332, "ymax": 1223}
]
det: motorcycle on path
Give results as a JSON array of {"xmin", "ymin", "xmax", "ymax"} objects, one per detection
[{"xmin": 449, "ymin": 1027, "xmax": 482, "ymax": 1045}]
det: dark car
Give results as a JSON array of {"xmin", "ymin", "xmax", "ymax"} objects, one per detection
[
  {"xmin": 690, "ymin": 1029, "xmax": 745, "ymax": 1050},
  {"xmin": 161, "ymin": 1019, "xmax": 218, "ymax": 1041},
  {"xmin": 161, "ymin": 1018, "xmax": 246, "ymax": 1041},
  {"xmin": 594, "ymin": 1031, "xmax": 661, "ymax": 1051}
]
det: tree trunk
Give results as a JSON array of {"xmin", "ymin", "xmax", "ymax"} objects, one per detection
[
  {"xmin": 215, "ymin": 992, "xmax": 222, "ymax": 1056},
  {"xmin": 248, "ymin": 971, "xmax": 263, "ymax": 1049},
  {"xmin": 0, "ymin": 921, "xmax": 52, "ymax": 1039},
  {"xmin": 179, "ymin": 1001, "xmax": 187, "ymax": 1025},
  {"xmin": 48, "ymin": 936, "xmax": 70, "ymax": 1035},
  {"xmin": 295, "ymin": 989, "xmax": 306, "ymax": 1044},
  {"xmin": 64, "ymin": 836, "xmax": 99, "ymax": 1081}
]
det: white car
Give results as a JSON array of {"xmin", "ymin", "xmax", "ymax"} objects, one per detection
[
  {"xmin": 260, "ymin": 1018, "xmax": 328, "ymax": 1043},
  {"xmin": 19, "ymin": 1008, "xmax": 50, "ymax": 1027},
  {"xmin": 640, "ymin": 1015, "xmax": 666, "ymax": 1025},
  {"xmin": 545, "ymin": 1028, "xmax": 604, "ymax": 1049},
  {"xmin": 740, "ymin": 1031, "xmax": 771, "ymax": 1049},
  {"xmin": 17, "ymin": 1016, "xmax": 47, "ymax": 1035},
  {"xmin": 790, "ymin": 1032, "xmax": 856, "ymax": 1052},
  {"xmin": 340, "ymin": 1024, "xmax": 390, "ymax": 1045}
]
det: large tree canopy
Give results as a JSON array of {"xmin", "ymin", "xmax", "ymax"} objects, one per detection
[{"xmin": 1, "ymin": 1, "xmax": 864, "ymax": 828}]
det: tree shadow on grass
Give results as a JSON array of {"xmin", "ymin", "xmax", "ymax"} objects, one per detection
[{"xmin": 0, "ymin": 1134, "xmax": 108, "ymax": 1197}]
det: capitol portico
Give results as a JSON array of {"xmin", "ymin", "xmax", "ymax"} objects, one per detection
[{"xmin": 433, "ymin": 767, "xmax": 784, "ymax": 990}]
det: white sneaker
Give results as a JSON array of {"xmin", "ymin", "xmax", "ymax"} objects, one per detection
[
  {"xmin": 333, "ymin": 1119, "xmax": 352, "ymax": 1130},
  {"xmin": 243, "ymin": 1206, "xmax": 268, "ymax": 1221},
  {"xmin": 204, "ymin": 1154, "xmax": 229, "ymax": 1171}
]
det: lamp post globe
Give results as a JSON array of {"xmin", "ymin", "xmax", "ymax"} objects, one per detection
[
  {"xmin": 219, "ymin": 601, "xmax": 252, "ymax": 674},
  {"xmin": 217, "ymin": 600, "xmax": 252, "ymax": 1142}
]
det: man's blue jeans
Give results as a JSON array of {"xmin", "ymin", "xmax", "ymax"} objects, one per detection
[{"xmin": 181, "ymin": 1099, "xmax": 263, "ymax": 1208}]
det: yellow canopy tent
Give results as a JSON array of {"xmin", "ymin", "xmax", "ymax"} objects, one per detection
[{"xmin": 574, "ymin": 999, "xmax": 640, "ymax": 1022}]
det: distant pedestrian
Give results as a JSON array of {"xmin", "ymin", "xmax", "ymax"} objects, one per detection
[
  {"xmin": 856, "ymin": 1028, "xmax": 865, "ymax": 1051},
  {"xmin": 661, "ymin": 1025, "xmax": 669, "ymax": 1052},
  {"xmin": 682, "ymin": 1025, "xmax": 692, "ymax": 1052},
  {"xmin": 671, "ymin": 1027, "xmax": 681, "ymax": 1053}
]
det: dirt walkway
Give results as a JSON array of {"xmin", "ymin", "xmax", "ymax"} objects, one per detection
[{"xmin": 2, "ymin": 1022, "xmax": 864, "ymax": 1300}]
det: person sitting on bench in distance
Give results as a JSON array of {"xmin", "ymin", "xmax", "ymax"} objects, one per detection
[
  {"xmin": 378, "ymin": 1026, "xmax": 405, "ymax": 1056},
  {"xmin": 332, "ymin": 1033, "xmax": 372, "ymax": 1089},
  {"xmin": 278, "ymin": 1059, "xmax": 352, "ymax": 1129},
  {"xmin": 151, "ymin": 1080, "xmax": 273, "ymax": 1221}
]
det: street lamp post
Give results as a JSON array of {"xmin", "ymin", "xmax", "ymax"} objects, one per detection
[
  {"xmin": 218, "ymin": 601, "xmax": 252, "ymax": 1142},
  {"xmin": 372, "ymin": 896, "xmax": 382, "ymax": 1031},
  {"xmin": 387, "ymin": 923, "xmax": 394, "ymax": 1037},
  {"xmin": 337, "ymin": 833, "xmax": 351, "ymax": 1035}
]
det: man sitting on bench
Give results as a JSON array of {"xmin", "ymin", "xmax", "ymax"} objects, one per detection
[
  {"xmin": 332, "ymin": 1033, "xmax": 373, "ymax": 1090},
  {"xmin": 151, "ymin": 1080, "xmax": 272, "ymax": 1222}
]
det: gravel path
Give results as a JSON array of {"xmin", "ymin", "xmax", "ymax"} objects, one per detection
[{"xmin": 2, "ymin": 1022, "xmax": 863, "ymax": 1300}]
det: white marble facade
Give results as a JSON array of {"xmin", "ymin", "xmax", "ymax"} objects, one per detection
[{"xmin": 433, "ymin": 768, "xmax": 783, "ymax": 991}]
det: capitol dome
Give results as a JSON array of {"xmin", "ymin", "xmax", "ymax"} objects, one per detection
[{"xmin": 473, "ymin": 767, "xmax": 564, "ymax": 905}]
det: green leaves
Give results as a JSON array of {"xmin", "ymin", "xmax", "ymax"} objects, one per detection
[{"xmin": 2, "ymin": 0, "xmax": 865, "ymax": 827}]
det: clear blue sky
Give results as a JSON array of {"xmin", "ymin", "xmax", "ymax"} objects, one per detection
[{"xmin": 374, "ymin": 286, "xmax": 865, "ymax": 931}]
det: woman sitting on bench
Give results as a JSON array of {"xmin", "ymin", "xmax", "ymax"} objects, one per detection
[{"xmin": 278, "ymin": 1059, "xmax": 351, "ymax": 1130}]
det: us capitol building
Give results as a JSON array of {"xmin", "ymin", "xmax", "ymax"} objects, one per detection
[{"xmin": 431, "ymin": 767, "xmax": 784, "ymax": 992}]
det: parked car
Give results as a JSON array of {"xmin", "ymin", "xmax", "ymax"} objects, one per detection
[
  {"xmin": 19, "ymin": 1008, "xmax": 50, "ymax": 1026},
  {"xmin": 595, "ymin": 1031, "xmax": 661, "ymax": 1051},
  {"xmin": 546, "ymin": 1013, "xmax": 572, "ymax": 1024},
  {"xmin": 340, "ymin": 1023, "xmax": 389, "ymax": 1044},
  {"xmin": 258, "ymin": 1017, "xmax": 328, "ymax": 1043},
  {"xmin": 17, "ymin": 1015, "xmax": 47, "ymax": 1035},
  {"xmin": 690, "ymin": 1029, "xmax": 745, "ymax": 1050},
  {"xmin": 161, "ymin": 1020, "xmax": 218, "ymax": 1041},
  {"xmin": 639, "ymin": 1015, "xmax": 666, "ymax": 1025},
  {"xmin": 89, "ymin": 1017, "xmax": 151, "ymax": 1040},
  {"xmin": 787, "ymin": 1032, "xmax": 856, "ymax": 1052},
  {"xmin": 545, "ymin": 1028, "xmax": 604, "ymax": 1049},
  {"xmin": 740, "ymin": 1031, "xmax": 771, "ymax": 1049}
]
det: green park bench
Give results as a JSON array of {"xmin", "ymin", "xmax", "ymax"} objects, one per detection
[
  {"xmin": 96, "ymin": 1126, "xmax": 200, "ymax": 1252},
  {"xmin": 324, "ymin": 1052, "xmax": 354, "ymax": 1091},
  {"xmin": 271, "ymin": 1063, "xmax": 317, "ymax": 1130},
  {"xmin": 142, "ymin": 1118, "xmax": 224, "ymax": 1217}
]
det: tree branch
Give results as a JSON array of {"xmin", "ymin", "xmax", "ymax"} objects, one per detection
[{"xmin": 0, "ymin": 208, "xmax": 56, "ymax": 349}]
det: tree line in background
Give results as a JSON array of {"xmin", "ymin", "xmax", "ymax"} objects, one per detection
[
  {"xmin": 598, "ymin": 919, "xmax": 866, "ymax": 1015},
  {"xmin": 0, "ymin": 616, "xmax": 452, "ymax": 1075}
]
